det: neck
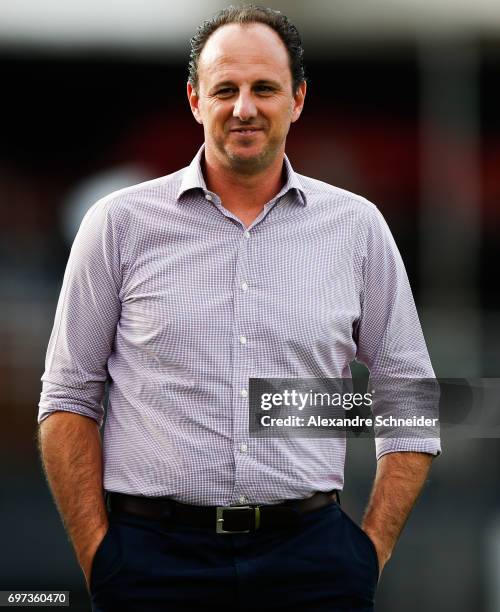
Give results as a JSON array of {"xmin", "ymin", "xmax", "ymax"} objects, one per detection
[{"xmin": 202, "ymin": 146, "xmax": 285, "ymax": 212}]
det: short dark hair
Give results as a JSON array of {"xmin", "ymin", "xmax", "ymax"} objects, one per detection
[{"xmin": 188, "ymin": 4, "xmax": 306, "ymax": 93}]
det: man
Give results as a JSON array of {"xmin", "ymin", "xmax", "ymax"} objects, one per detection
[{"xmin": 38, "ymin": 5, "xmax": 440, "ymax": 612}]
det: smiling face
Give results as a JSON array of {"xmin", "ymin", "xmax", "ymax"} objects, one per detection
[{"xmin": 187, "ymin": 22, "xmax": 306, "ymax": 175}]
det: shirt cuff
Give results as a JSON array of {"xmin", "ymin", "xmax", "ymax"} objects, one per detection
[
  {"xmin": 375, "ymin": 437, "xmax": 442, "ymax": 461},
  {"xmin": 37, "ymin": 404, "xmax": 104, "ymax": 427}
]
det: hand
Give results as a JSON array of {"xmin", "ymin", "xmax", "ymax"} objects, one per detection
[
  {"xmin": 79, "ymin": 525, "xmax": 109, "ymax": 592},
  {"xmin": 363, "ymin": 528, "xmax": 391, "ymax": 579}
]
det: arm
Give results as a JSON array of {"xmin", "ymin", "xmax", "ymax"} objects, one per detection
[
  {"xmin": 362, "ymin": 451, "xmax": 434, "ymax": 576},
  {"xmin": 38, "ymin": 411, "xmax": 108, "ymax": 590},
  {"xmin": 37, "ymin": 198, "xmax": 123, "ymax": 586},
  {"xmin": 352, "ymin": 205, "xmax": 440, "ymax": 575}
]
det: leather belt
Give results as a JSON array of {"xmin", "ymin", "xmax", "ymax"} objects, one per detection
[{"xmin": 107, "ymin": 490, "xmax": 340, "ymax": 533}]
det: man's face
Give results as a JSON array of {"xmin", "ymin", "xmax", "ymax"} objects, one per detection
[{"xmin": 187, "ymin": 23, "xmax": 306, "ymax": 174}]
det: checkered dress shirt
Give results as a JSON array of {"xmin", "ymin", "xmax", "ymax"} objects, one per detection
[{"xmin": 38, "ymin": 145, "xmax": 441, "ymax": 505}]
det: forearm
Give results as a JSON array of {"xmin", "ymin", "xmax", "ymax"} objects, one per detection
[
  {"xmin": 38, "ymin": 411, "xmax": 108, "ymax": 584},
  {"xmin": 361, "ymin": 451, "xmax": 434, "ymax": 571}
]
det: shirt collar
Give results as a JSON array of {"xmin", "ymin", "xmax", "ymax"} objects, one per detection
[{"xmin": 177, "ymin": 144, "xmax": 307, "ymax": 207}]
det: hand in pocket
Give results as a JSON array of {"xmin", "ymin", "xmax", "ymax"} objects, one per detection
[{"xmin": 81, "ymin": 525, "xmax": 110, "ymax": 592}]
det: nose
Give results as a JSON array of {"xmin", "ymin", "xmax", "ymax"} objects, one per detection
[{"xmin": 233, "ymin": 90, "xmax": 257, "ymax": 121}]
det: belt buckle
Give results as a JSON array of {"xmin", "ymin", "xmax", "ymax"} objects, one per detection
[{"xmin": 216, "ymin": 506, "xmax": 259, "ymax": 534}]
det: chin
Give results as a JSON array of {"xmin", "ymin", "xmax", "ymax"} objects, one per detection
[
  {"xmin": 227, "ymin": 145, "xmax": 268, "ymax": 164},
  {"xmin": 228, "ymin": 153, "xmax": 269, "ymax": 173},
  {"xmin": 228, "ymin": 144, "xmax": 262, "ymax": 158}
]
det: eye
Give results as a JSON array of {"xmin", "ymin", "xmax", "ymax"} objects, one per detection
[
  {"xmin": 215, "ymin": 88, "xmax": 236, "ymax": 97},
  {"xmin": 255, "ymin": 85, "xmax": 274, "ymax": 94}
]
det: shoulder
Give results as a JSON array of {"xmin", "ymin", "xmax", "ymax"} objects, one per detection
[
  {"xmin": 92, "ymin": 168, "xmax": 186, "ymax": 211},
  {"xmin": 296, "ymin": 172, "xmax": 383, "ymax": 224},
  {"xmin": 79, "ymin": 167, "xmax": 188, "ymax": 231}
]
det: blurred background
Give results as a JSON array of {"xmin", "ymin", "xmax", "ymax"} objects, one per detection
[{"xmin": 0, "ymin": 0, "xmax": 499, "ymax": 610}]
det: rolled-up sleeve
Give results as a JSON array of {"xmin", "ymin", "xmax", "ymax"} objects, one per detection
[
  {"xmin": 38, "ymin": 198, "xmax": 122, "ymax": 426},
  {"xmin": 354, "ymin": 204, "xmax": 441, "ymax": 460}
]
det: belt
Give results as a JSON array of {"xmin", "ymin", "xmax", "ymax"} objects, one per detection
[{"xmin": 107, "ymin": 490, "xmax": 340, "ymax": 534}]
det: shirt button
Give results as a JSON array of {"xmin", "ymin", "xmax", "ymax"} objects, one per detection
[
  {"xmin": 240, "ymin": 443, "xmax": 248, "ymax": 453},
  {"xmin": 205, "ymin": 193, "xmax": 213, "ymax": 201},
  {"xmin": 244, "ymin": 231, "xmax": 250, "ymax": 239},
  {"xmin": 241, "ymin": 282, "xmax": 248, "ymax": 292},
  {"xmin": 240, "ymin": 389, "xmax": 248, "ymax": 398},
  {"xmin": 239, "ymin": 336, "xmax": 247, "ymax": 345},
  {"xmin": 239, "ymin": 495, "xmax": 247, "ymax": 504}
]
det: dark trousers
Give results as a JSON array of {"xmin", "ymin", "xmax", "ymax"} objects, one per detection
[{"xmin": 90, "ymin": 501, "xmax": 379, "ymax": 612}]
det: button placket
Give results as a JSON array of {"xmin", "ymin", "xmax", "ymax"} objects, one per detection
[{"xmin": 231, "ymin": 226, "xmax": 254, "ymax": 507}]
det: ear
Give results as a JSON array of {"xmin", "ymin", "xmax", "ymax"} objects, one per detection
[
  {"xmin": 187, "ymin": 82, "xmax": 203, "ymax": 125},
  {"xmin": 291, "ymin": 81, "xmax": 307, "ymax": 123}
]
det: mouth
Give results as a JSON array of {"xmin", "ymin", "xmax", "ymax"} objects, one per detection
[{"xmin": 230, "ymin": 128, "xmax": 263, "ymax": 135}]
